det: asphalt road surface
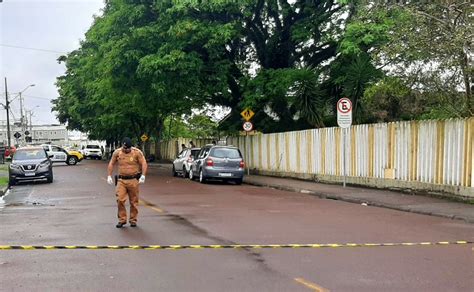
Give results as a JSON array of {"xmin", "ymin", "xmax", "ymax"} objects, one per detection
[{"xmin": 1, "ymin": 160, "xmax": 473, "ymax": 291}]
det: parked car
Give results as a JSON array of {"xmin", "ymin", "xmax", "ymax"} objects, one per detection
[
  {"xmin": 172, "ymin": 147, "xmax": 201, "ymax": 178},
  {"xmin": 9, "ymin": 146, "xmax": 54, "ymax": 185},
  {"xmin": 42, "ymin": 144, "xmax": 83, "ymax": 165},
  {"xmin": 189, "ymin": 145, "xmax": 244, "ymax": 184},
  {"xmin": 83, "ymin": 144, "xmax": 103, "ymax": 160}
]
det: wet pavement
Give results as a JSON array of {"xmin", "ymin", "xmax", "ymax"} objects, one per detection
[
  {"xmin": 1, "ymin": 160, "xmax": 473, "ymax": 291},
  {"xmin": 151, "ymin": 163, "xmax": 474, "ymax": 223}
]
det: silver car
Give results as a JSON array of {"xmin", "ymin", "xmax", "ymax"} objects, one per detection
[
  {"xmin": 8, "ymin": 147, "xmax": 54, "ymax": 185},
  {"xmin": 190, "ymin": 145, "xmax": 244, "ymax": 184},
  {"xmin": 172, "ymin": 147, "xmax": 200, "ymax": 178}
]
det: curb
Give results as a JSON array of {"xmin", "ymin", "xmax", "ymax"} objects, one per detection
[
  {"xmin": 0, "ymin": 185, "xmax": 8, "ymax": 198},
  {"xmin": 244, "ymin": 180, "xmax": 474, "ymax": 224}
]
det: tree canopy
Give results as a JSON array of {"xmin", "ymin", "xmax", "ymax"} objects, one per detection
[{"xmin": 53, "ymin": 0, "xmax": 472, "ymax": 151}]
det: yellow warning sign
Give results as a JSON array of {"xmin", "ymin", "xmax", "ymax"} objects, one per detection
[
  {"xmin": 141, "ymin": 134, "xmax": 149, "ymax": 142},
  {"xmin": 240, "ymin": 108, "xmax": 255, "ymax": 121}
]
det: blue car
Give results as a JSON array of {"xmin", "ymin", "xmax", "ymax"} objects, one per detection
[{"xmin": 189, "ymin": 145, "xmax": 244, "ymax": 184}]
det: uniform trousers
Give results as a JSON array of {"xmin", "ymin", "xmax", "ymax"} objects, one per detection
[{"xmin": 116, "ymin": 178, "xmax": 139, "ymax": 224}]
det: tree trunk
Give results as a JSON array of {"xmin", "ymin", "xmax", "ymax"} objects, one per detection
[{"xmin": 152, "ymin": 119, "xmax": 164, "ymax": 160}]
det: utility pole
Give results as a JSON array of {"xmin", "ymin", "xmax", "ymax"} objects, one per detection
[
  {"xmin": 4, "ymin": 77, "xmax": 11, "ymax": 148},
  {"xmin": 19, "ymin": 92, "xmax": 24, "ymax": 143},
  {"xmin": 18, "ymin": 92, "xmax": 26, "ymax": 144}
]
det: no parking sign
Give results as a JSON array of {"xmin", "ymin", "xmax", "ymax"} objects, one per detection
[{"xmin": 337, "ymin": 98, "xmax": 352, "ymax": 128}]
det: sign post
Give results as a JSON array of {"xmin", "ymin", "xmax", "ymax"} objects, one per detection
[
  {"xmin": 337, "ymin": 98, "xmax": 352, "ymax": 188},
  {"xmin": 241, "ymin": 108, "xmax": 255, "ymax": 176},
  {"xmin": 140, "ymin": 134, "xmax": 149, "ymax": 157},
  {"xmin": 240, "ymin": 108, "xmax": 255, "ymax": 122}
]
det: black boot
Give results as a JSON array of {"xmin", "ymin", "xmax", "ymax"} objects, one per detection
[{"xmin": 116, "ymin": 222, "xmax": 125, "ymax": 228}]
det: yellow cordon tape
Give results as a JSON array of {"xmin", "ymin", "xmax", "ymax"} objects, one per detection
[{"xmin": 0, "ymin": 241, "xmax": 471, "ymax": 250}]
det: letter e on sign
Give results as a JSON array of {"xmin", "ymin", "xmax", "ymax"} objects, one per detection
[{"xmin": 337, "ymin": 98, "xmax": 352, "ymax": 128}]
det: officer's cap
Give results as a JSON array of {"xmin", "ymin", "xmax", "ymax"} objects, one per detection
[{"xmin": 122, "ymin": 137, "xmax": 132, "ymax": 148}]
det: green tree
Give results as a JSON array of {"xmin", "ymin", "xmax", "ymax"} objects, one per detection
[
  {"xmin": 169, "ymin": 0, "xmax": 355, "ymax": 132},
  {"xmin": 54, "ymin": 0, "xmax": 201, "ymax": 156},
  {"xmin": 369, "ymin": 1, "xmax": 473, "ymax": 117}
]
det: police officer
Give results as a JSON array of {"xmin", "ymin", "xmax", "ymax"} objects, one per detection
[{"xmin": 107, "ymin": 137, "xmax": 148, "ymax": 228}]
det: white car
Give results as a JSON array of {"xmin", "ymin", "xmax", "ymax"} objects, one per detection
[
  {"xmin": 83, "ymin": 144, "xmax": 103, "ymax": 160},
  {"xmin": 172, "ymin": 147, "xmax": 201, "ymax": 178},
  {"xmin": 41, "ymin": 144, "xmax": 83, "ymax": 165}
]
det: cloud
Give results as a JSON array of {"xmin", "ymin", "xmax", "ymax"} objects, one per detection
[{"xmin": 0, "ymin": 0, "xmax": 104, "ymax": 124}]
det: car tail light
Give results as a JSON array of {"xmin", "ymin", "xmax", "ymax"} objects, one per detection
[
  {"xmin": 206, "ymin": 159, "xmax": 214, "ymax": 167},
  {"xmin": 239, "ymin": 160, "xmax": 245, "ymax": 168}
]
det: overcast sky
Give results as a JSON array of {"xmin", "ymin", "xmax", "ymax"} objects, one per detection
[{"xmin": 0, "ymin": 0, "xmax": 105, "ymax": 125}]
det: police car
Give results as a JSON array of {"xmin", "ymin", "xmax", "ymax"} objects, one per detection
[{"xmin": 41, "ymin": 144, "xmax": 84, "ymax": 165}]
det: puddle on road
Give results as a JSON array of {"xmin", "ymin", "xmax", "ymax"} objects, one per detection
[{"xmin": 0, "ymin": 187, "xmax": 53, "ymax": 209}]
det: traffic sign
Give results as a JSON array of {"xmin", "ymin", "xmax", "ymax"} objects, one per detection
[
  {"xmin": 140, "ymin": 134, "xmax": 148, "ymax": 142},
  {"xmin": 337, "ymin": 98, "xmax": 352, "ymax": 128},
  {"xmin": 13, "ymin": 132, "xmax": 21, "ymax": 139},
  {"xmin": 240, "ymin": 108, "xmax": 255, "ymax": 121},
  {"xmin": 242, "ymin": 121, "xmax": 253, "ymax": 132}
]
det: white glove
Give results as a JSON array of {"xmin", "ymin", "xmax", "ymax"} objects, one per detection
[
  {"xmin": 139, "ymin": 175, "xmax": 145, "ymax": 184},
  {"xmin": 107, "ymin": 175, "xmax": 114, "ymax": 185}
]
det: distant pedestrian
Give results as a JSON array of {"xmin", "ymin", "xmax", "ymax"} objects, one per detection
[
  {"xmin": 189, "ymin": 141, "xmax": 195, "ymax": 148},
  {"xmin": 107, "ymin": 137, "xmax": 148, "ymax": 228},
  {"xmin": 211, "ymin": 140, "xmax": 217, "ymax": 145},
  {"xmin": 181, "ymin": 143, "xmax": 187, "ymax": 151}
]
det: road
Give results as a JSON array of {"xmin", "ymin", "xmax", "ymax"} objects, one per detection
[{"xmin": 0, "ymin": 160, "xmax": 473, "ymax": 291}]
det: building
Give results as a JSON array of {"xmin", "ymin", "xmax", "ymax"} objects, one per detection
[{"xmin": 0, "ymin": 122, "xmax": 68, "ymax": 146}]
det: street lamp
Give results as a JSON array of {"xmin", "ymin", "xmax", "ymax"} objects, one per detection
[
  {"xmin": 2, "ymin": 78, "xmax": 35, "ymax": 148},
  {"xmin": 15, "ymin": 84, "xmax": 35, "ymax": 135}
]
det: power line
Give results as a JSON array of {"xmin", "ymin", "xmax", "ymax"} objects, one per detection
[
  {"xmin": 0, "ymin": 43, "xmax": 68, "ymax": 54},
  {"xmin": 0, "ymin": 94, "xmax": 53, "ymax": 101},
  {"xmin": 23, "ymin": 94, "xmax": 54, "ymax": 101}
]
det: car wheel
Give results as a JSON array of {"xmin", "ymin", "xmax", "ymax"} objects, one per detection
[
  {"xmin": 172, "ymin": 165, "xmax": 177, "ymax": 177},
  {"xmin": 9, "ymin": 177, "xmax": 16, "ymax": 186},
  {"xmin": 182, "ymin": 167, "xmax": 187, "ymax": 179},
  {"xmin": 67, "ymin": 156, "xmax": 78, "ymax": 165},
  {"xmin": 47, "ymin": 173, "xmax": 53, "ymax": 183},
  {"xmin": 235, "ymin": 178, "xmax": 243, "ymax": 185},
  {"xmin": 199, "ymin": 169, "xmax": 206, "ymax": 184}
]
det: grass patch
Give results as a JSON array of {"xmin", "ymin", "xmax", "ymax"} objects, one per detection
[
  {"xmin": 0, "ymin": 163, "xmax": 9, "ymax": 188},
  {"xmin": 0, "ymin": 176, "xmax": 8, "ymax": 187},
  {"xmin": 0, "ymin": 164, "xmax": 9, "ymax": 172}
]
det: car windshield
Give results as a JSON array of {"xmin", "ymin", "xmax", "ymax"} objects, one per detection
[
  {"xmin": 210, "ymin": 148, "xmax": 241, "ymax": 159},
  {"xmin": 86, "ymin": 145, "xmax": 100, "ymax": 149},
  {"xmin": 13, "ymin": 149, "xmax": 47, "ymax": 160}
]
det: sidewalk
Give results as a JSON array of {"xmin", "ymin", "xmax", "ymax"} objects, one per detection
[
  {"xmin": 244, "ymin": 175, "xmax": 474, "ymax": 224},
  {"xmin": 150, "ymin": 163, "xmax": 474, "ymax": 224}
]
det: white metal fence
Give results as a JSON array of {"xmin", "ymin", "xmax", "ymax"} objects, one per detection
[{"xmin": 226, "ymin": 118, "xmax": 473, "ymax": 189}]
